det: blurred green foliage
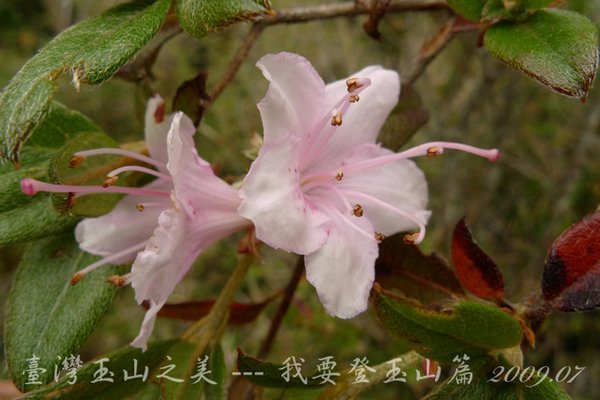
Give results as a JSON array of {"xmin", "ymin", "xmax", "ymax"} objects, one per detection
[{"xmin": 1, "ymin": 0, "xmax": 599, "ymax": 398}]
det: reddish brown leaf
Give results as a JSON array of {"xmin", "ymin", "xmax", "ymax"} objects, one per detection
[
  {"xmin": 375, "ymin": 233, "xmax": 465, "ymax": 304},
  {"xmin": 542, "ymin": 211, "xmax": 600, "ymax": 311},
  {"xmin": 172, "ymin": 72, "xmax": 210, "ymax": 127},
  {"xmin": 143, "ymin": 292, "xmax": 280, "ymax": 325},
  {"xmin": 451, "ymin": 218, "xmax": 505, "ymax": 301}
]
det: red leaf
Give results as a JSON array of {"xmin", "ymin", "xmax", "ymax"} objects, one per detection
[
  {"xmin": 542, "ymin": 211, "xmax": 600, "ymax": 311},
  {"xmin": 451, "ymin": 218, "xmax": 505, "ymax": 301},
  {"xmin": 375, "ymin": 233, "xmax": 465, "ymax": 304},
  {"xmin": 143, "ymin": 292, "xmax": 280, "ymax": 325}
]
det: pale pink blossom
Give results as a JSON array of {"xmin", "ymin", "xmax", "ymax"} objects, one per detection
[
  {"xmin": 22, "ymin": 96, "xmax": 250, "ymax": 349},
  {"xmin": 239, "ymin": 52, "xmax": 499, "ymax": 319}
]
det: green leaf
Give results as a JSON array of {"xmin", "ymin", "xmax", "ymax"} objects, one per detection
[
  {"xmin": 0, "ymin": 0, "xmax": 171, "ymax": 162},
  {"xmin": 49, "ymin": 132, "xmax": 147, "ymax": 217},
  {"xmin": 5, "ymin": 233, "xmax": 124, "ymax": 392},
  {"xmin": 205, "ymin": 342, "xmax": 226, "ymax": 400},
  {"xmin": 424, "ymin": 368, "xmax": 572, "ymax": 400},
  {"xmin": 482, "ymin": 0, "xmax": 555, "ymax": 22},
  {"xmin": 484, "ymin": 9, "xmax": 599, "ymax": 100},
  {"xmin": 160, "ymin": 341, "xmax": 205, "ymax": 400},
  {"xmin": 176, "ymin": 0, "xmax": 272, "ymax": 39},
  {"xmin": 0, "ymin": 102, "xmax": 103, "ymax": 245},
  {"xmin": 236, "ymin": 350, "xmax": 322, "ymax": 388},
  {"xmin": 17, "ymin": 340, "xmax": 178, "ymax": 399},
  {"xmin": 447, "ymin": 0, "xmax": 487, "ymax": 21},
  {"xmin": 372, "ymin": 288, "xmax": 523, "ymax": 363}
]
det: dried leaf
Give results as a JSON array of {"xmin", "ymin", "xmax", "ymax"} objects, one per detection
[
  {"xmin": 375, "ymin": 233, "xmax": 464, "ymax": 304},
  {"xmin": 451, "ymin": 218, "xmax": 505, "ymax": 301},
  {"xmin": 542, "ymin": 211, "xmax": 600, "ymax": 311}
]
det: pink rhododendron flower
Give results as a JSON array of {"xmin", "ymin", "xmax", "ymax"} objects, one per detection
[
  {"xmin": 239, "ymin": 52, "xmax": 499, "ymax": 319},
  {"xmin": 21, "ymin": 96, "xmax": 250, "ymax": 349}
]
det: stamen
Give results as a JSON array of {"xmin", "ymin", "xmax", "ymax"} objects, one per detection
[
  {"xmin": 70, "ymin": 242, "xmax": 146, "ymax": 284},
  {"xmin": 335, "ymin": 169, "xmax": 344, "ymax": 181},
  {"xmin": 107, "ymin": 165, "xmax": 171, "ymax": 181},
  {"xmin": 330, "ymin": 110, "xmax": 342, "ymax": 126},
  {"xmin": 299, "ymin": 78, "xmax": 372, "ymax": 169},
  {"xmin": 341, "ymin": 141, "xmax": 500, "ymax": 176},
  {"xmin": 375, "ymin": 232, "xmax": 386, "ymax": 242},
  {"xmin": 102, "ymin": 176, "xmax": 119, "ymax": 188},
  {"xmin": 349, "ymin": 94, "xmax": 360, "ymax": 103},
  {"xmin": 353, "ymin": 204, "xmax": 364, "ymax": 217},
  {"xmin": 108, "ymin": 274, "xmax": 130, "ymax": 287},
  {"xmin": 426, "ymin": 146, "xmax": 443, "ymax": 157},
  {"xmin": 74, "ymin": 148, "xmax": 166, "ymax": 169},
  {"xmin": 136, "ymin": 201, "xmax": 168, "ymax": 212},
  {"xmin": 346, "ymin": 77, "xmax": 370, "ymax": 93},
  {"xmin": 69, "ymin": 155, "xmax": 86, "ymax": 168},
  {"xmin": 344, "ymin": 190, "xmax": 427, "ymax": 244},
  {"xmin": 403, "ymin": 232, "xmax": 421, "ymax": 245},
  {"xmin": 21, "ymin": 178, "xmax": 171, "ymax": 198}
]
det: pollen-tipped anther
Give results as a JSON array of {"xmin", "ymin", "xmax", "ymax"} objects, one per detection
[
  {"xmin": 353, "ymin": 204, "xmax": 364, "ymax": 217},
  {"xmin": 346, "ymin": 77, "xmax": 367, "ymax": 93},
  {"xmin": 335, "ymin": 170, "xmax": 344, "ymax": 181},
  {"xmin": 402, "ymin": 232, "xmax": 421, "ymax": 245},
  {"xmin": 426, "ymin": 146, "xmax": 443, "ymax": 157},
  {"xmin": 108, "ymin": 275, "xmax": 127, "ymax": 287},
  {"xmin": 102, "ymin": 176, "xmax": 119, "ymax": 188},
  {"xmin": 136, "ymin": 204, "xmax": 145, "ymax": 212},
  {"xmin": 349, "ymin": 94, "xmax": 360, "ymax": 103},
  {"xmin": 375, "ymin": 232, "xmax": 386, "ymax": 242},
  {"xmin": 331, "ymin": 111, "xmax": 342, "ymax": 126},
  {"xmin": 69, "ymin": 155, "xmax": 86, "ymax": 168},
  {"xmin": 71, "ymin": 272, "xmax": 84, "ymax": 285}
]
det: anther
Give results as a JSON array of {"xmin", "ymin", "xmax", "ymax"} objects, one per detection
[
  {"xmin": 331, "ymin": 111, "xmax": 342, "ymax": 126},
  {"xmin": 136, "ymin": 203, "xmax": 145, "ymax": 212},
  {"xmin": 70, "ymin": 272, "xmax": 84, "ymax": 285},
  {"xmin": 349, "ymin": 94, "xmax": 360, "ymax": 103},
  {"xmin": 426, "ymin": 146, "xmax": 443, "ymax": 157},
  {"xmin": 69, "ymin": 155, "xmax": 86, "ymax": 168},
  {"xmin": 346, "ymin": 78, "xmax": 364, "ymax": 93},
  {"xmin": 335, "ymin": 169, "xmax": 344, "ymax": 181},
  {"xmin": 403, "ymin": 232, "xmax": 420, "ymax": 244},
  {"xmin": 375, "ymin": 232, "xmax": 386, "ymax": 242},
  {"xmin": 108, "ymin": 275, "xmax": 127, "ymax": 287},
  {"xmin": 353, "ymin": 204, "xmax": 364, "ymax": 217},
  {"xmin": 102, "ymin": 176, "xmax": 119, "ymax": 188}
]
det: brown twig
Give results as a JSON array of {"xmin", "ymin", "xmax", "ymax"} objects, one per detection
[
  {"xmin": 209, "ymin": 0, "xmax": 451, "ymax": 105},
  {"xmin": 259, "ymin": 0, "xmax": 449, "ymax": 25},
  {"xmin": 403, "ymin": 17, "xmax": 458, "ymax": 85},
  {"xmin": 257, "ymin": 255, "xmax": 305, "ymax": 359},
  {"xmin": 209, "ymin": 24, "xmax": 265, "ymax": 104}
]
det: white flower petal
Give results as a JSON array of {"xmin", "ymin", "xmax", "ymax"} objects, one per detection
[
  {"xmin": 339, "ymin": 143, "xmax": 430, "ymax": 235},
  {"xmin": 239, "ymin": 134, "xmax": 330, "ymax": 255},
  {"xmin": 256, "ymin": 52, "xmax": 327, "ymax": 143},
  {"xmin": 75, "ymin": 179, "xmax": 171, "ymax": 262},
  {"xmin": 307, "ymin": 66, "xmax": 400, "ymax": 174},
  {"xmin": 144, "ymin": 95, "xmax": 172, "ymax": 166},
  {"xmin": 130, "ymin": 208, "xmax": 195, "ymax": 306},
  {"xmin": 130, "ymin": 300, "xmax": 162, "ymax": 351},
  {"xmin": 305, "ymin": 212, "xmax": 378, "ymax": 318},
  {"xmin": 167, "ymin": 113, "xmax": 242, "ymax": 216}
]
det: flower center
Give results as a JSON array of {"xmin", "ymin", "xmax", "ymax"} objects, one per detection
[{"xmin": 296, "ymin": 77, "xmax": 500, "ymax": 246}]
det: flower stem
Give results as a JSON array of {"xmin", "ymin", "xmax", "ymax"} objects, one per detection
[
  {"xmin": 258, "ymin": 255, "xmax": 305, "ymax": 359},
  {"xmin": 321, "ymin": 351, "xmax": 423, "ymax": 399},
  {"xmin": 182, "ymin": 253, "xmax": 254, "ymax": 343}
]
